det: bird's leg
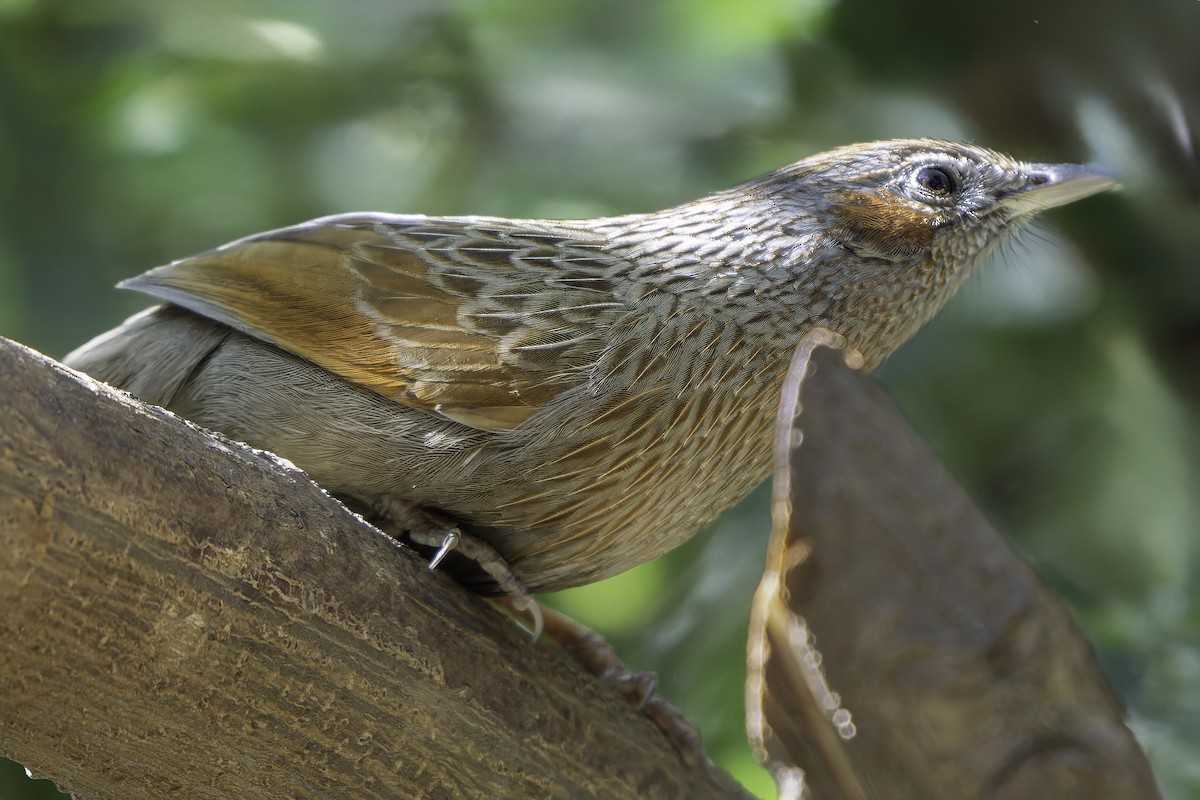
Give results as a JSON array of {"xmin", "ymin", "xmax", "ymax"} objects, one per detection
[
  {"xmin": 372, "ymin": 497, "xmax": 543, "ymax": 639},
  {"xmin": 538, "ymin": 605, "xmax": 707, "ymax": 769}
]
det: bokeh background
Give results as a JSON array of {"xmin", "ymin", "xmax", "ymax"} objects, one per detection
[{"xmin": 1, "ymin": 1, "xmax": 1197, "ymax": 798}]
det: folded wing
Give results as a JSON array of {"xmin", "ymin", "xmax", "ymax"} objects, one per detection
[{"xmin": 121, "ymin": 213, "xmax": 627, "ymax": 431}]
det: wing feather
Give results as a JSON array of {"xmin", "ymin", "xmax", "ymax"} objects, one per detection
[{"xmin": 120, "ymin": 213, "xmax": 627, "ymax": 431}]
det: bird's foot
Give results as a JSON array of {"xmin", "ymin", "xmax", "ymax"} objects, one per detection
[
  {"xmin": 428, "ymin": 528, "xmax": 544, "ymax": 639},
  {"xmin": 372, "ymin": 498, "xmax": 543, "ymax": 639}
]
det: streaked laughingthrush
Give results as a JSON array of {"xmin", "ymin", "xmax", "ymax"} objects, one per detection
[{"xmin": 66, "ymin": 139, "xmax": 1116, "ymax": 610}]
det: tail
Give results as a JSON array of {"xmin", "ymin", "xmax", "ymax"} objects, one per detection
[{"xmin": 64, "ymin": 305, "xmax": 230, "ymax": 409}]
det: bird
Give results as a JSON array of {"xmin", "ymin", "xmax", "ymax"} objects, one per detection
[{"xmin": 65, "ymin": 139, "xmax": 1116, "ymax": 613}]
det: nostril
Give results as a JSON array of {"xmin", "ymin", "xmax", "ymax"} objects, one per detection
[{"xmin": 1027, "ymin": 172, "xmax": 1050, "ymax": 186}]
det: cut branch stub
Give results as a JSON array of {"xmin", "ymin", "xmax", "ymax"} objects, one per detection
[{"xmin": 747, "ymin": 343, "xmax": 1161, "ymax": 800}]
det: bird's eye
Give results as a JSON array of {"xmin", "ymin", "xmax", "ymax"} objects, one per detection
[{"xmin": 915, "ymin": 166, "xmax": 958, "ymax": 197}]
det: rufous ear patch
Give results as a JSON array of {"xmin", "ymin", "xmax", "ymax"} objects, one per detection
[{"xmin": 828, "ymin": 189, "xmax": 934, "ymax": 258}]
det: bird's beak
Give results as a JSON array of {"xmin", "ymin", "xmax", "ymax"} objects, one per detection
[{"xmin": 1001, "ymin": 163, "xmax": 1119, "ymax": 214}]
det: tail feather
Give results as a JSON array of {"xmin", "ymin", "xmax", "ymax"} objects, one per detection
[{"xmin": 64, "ymin": 305, "xmax": 230, "ymax": 409}]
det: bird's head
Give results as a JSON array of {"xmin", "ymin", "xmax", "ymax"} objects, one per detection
[
  {"xmin": 780, "ymin": 139, "xmax": 1115, "ymax": 263},
  {"xmin": 696, "ymin": 139, "xmax": 1119, "ymax": 365}
]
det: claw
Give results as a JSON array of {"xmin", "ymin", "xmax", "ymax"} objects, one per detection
[{"xmin": 428, "ymin": 528, "xmax": 461, "ymax": 570}]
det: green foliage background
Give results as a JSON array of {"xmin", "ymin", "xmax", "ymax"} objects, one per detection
[{"xmin": 1, "ymin": 1, "xmax": 1197, "ymax": 798}]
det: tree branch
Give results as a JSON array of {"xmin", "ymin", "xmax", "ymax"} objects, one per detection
[{"xmin": 0, "ymin": 337, "xmax": 750, "ymax": 800}]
